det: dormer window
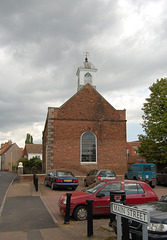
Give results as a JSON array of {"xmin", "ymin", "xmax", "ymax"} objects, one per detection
[{"xmin": 84, "ymin": 72, "xmax": 92, "ymax": 84}]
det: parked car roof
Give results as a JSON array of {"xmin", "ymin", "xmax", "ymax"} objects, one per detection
[{"xmin": 84, "ymin": 169, "xmax": 116, "ymax": 186}]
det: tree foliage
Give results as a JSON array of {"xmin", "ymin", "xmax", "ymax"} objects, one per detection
[
  {"xmin": 138, "ymin": 78, "xmax": 167, "ymax": 164},
  {"xmin": 19, "ymin": 157, "xmax": 42, "ymax": 173},
  {"xmin": 25, "ymin": 133, "xmax": 33, "ymax": 144}
]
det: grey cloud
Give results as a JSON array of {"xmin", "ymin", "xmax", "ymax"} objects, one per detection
[{"xmin": 0, "ymin": 0, "xmax": 167, "ymax": 145}]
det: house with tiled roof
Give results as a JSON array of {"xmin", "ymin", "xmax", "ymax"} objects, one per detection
[
  {"xmin": 23, "ymin": 144, "xmax": 42, "ymax": 160},
  {"xmin": 0, "ymin": 141, "xmax": 23, "ymax": 171}
]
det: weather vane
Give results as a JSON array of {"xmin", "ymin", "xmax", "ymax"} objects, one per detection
[{"xmin": 83, "ymin": 51, "xmax": 89, "ymax": 62}]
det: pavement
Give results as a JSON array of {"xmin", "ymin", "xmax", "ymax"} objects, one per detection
[{"xmin": 0, "ymin": 177, "xmax": 117, "ymax": 240}]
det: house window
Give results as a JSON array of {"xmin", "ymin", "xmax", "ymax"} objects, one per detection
[
  {"xmin": 81, "ymin": 132, "xmax": 97, "ymax": 163},
  {"xmin": 84, "ymin": 72, "xmax": 92, "ymax": 84}
]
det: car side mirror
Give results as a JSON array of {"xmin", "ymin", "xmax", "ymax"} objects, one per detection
[{"xmin": 96, "ymin": 192, "xmax": 105, "ymax": 197}]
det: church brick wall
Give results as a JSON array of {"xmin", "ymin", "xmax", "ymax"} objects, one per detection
[
  {"xmin": 43, "ymin": 84, "xmax": 127, "ymax": 177},
  {"xmin": 50, "ymin": 118, "xmax": 127, "ymax": 176}
]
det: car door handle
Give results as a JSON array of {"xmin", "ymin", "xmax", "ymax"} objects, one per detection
[{"xmin": 142, "ymin": 194, "xmax": 145, "ymax": 197}]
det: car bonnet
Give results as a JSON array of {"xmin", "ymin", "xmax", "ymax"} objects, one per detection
[
  {"xmin": 70, "ymin": 190, "xmax": 93, "ymax": 200},
  {"xmin": 135, "ymin": 202, "xmax": 167, "ymax": 224}
]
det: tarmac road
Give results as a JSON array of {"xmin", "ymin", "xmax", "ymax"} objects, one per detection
[
  {"xmin": 0, "ymin": 196, "xmax": 57, "ymax": 232},
  {"xmin": 0, "ymin": 172, "xmax": 75, "ymax": 230},
  {"xmin": 0, "ymin": 177, "xmax": 61, "ymax": 240},
  {"xmin": 0, "ymin": 172, "xmax": 16, "ymax": 214},
  {"xmin": 0, "ymin": 177, "xmax": 113, "ymax": 240}
]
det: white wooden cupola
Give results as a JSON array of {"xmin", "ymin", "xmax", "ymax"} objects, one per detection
[{"xmin": 76, "ymin": 56, "xmax": 98, "ymax": 91}]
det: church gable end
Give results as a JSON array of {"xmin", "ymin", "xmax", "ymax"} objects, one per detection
[
  {"xmin": 57, "ymin": 84, "xmax": 125, "ymax": 121},
  {"xmin": 43, "ymin": 57, "xmax": 127, "ymax": 177}
]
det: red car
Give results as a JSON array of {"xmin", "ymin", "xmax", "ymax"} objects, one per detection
[{"xmin": 58, "ymin": 180, "xmax": 158, "ymax": 221}]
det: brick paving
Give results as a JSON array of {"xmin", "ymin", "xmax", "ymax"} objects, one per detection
[
  {"xmin": 39, "ymin": 183, "xmax": 117, "ymax": 239},
  {"xmin": 38, "ymin": 182, "xmax": 167, "ymax": 239}
]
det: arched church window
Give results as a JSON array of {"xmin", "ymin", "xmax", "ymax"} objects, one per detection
[
  {"xmin": 81, "ymin": 132, "xmax": 97, "ymax": 163},
  {"xmin": 84, "ymin": 72, "xmax": 92, "ymax": 84}
]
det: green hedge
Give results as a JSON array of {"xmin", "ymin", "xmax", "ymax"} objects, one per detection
[{"xmin": 19, "ymin": 157, "xmax": 42, "ymax": 174}]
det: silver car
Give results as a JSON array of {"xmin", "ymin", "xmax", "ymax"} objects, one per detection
[{"xmin": 84, "ymin": 169, "xmax": 116, "ymax": 186}]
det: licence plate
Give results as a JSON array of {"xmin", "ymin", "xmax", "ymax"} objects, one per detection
[{"xmin": 64, "ymin": 180, "xmax": 72, "ymax": 182}]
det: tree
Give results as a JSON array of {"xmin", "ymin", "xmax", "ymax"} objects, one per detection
[
  {"xmin": 29, "ymin": 157, "xmax": 42, "ymax": 170},
  {"xmin": 25, "ymin": 133, "xmax": 33, "ymax": 144},
  {"xmin": 138, "ymin": 78, "xmax": 167, "ymax": 164}
]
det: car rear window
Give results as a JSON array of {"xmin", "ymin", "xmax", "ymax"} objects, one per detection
[
  {"xmin": 99, "ymin": 171, "xmax": 115, "ymax": 177},
  {"xmin": 143, "ymin": 166, "xmax": 151, "ymax": 171},
  {"xmin": 92, "ymin": 170, "xmax": 98, "ymax": 175},
  {"xmin": 57, "ymin": 171, "xmax": 74, "ymax": 177},
  {"xmin": 124, "ymin": 183, "xmax": 144, "ymax": 195}
]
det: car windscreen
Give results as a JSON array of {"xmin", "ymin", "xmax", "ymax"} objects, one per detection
[
  {"xmin": 160, "ymin": 195, "xmax": 167, "ymax": 202},
  {"xmin": 57, "ymin": 171, "xmax": 74, "ymax": 177},
  {"xmin": 82, "ymin": 181, "xmax": 106, "ymax": 194},
  {"xmin": 99, "ymin": 171, "xmax": 115, "ymax": 177}
]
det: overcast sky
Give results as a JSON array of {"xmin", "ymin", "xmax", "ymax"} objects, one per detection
[{"xmin": 0, "ymin": 0, "xmax": 167, "ymax": 148}]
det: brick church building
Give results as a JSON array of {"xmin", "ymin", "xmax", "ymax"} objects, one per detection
[{"xmin": 42, "ymin": 57, "xmax": 127, "ymax": 176}]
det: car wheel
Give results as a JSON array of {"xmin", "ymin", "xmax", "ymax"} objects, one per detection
[
  {"xmin": 51, "ymin": 182, "xmax": 55, "ymax": 190},
  {"xmin": 84, "ymin": 179, "xmax": 88, "ymax": 187},
  {"xmin": 44, "ymin": 179, "xmax": 48, "ymax": 186},
  {"xmin": 73, "ymin": 206, "xmax": 88, "ymax": 221},
  {"xmin": 124, "ymin": 175, "xmax": 128, "ymax": 179}
]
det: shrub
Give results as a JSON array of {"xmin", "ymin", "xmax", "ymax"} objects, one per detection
[{"xmin": 19, "ymin": 157, "xmax": 42, "ymax": 174}]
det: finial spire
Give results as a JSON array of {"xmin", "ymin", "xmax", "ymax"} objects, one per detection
[{"xmin": 84, "ymin": 51, "xmax": 89, "ymax": 62}]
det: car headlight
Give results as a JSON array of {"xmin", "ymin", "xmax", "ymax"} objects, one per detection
[
  {"xmin": 62, "ymin": 199, "xmax": 66, "ymax": 204},
  {"xmin": 147, "ymin": 223, "xmax": 167, "ymax": 232}
]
